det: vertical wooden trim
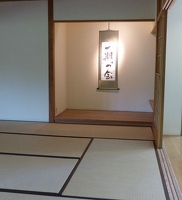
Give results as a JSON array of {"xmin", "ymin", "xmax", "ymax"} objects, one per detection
[
  {"xmin": 153, "ymin": 10, "xmax": 167, "ymax": 149},
  {"xmin": 158, "ymin": 10, "xmax": 167, "ymax": 148},
  {"xmin": 48, "ymin": 0, "xmax": 55, "ymax": 122}
]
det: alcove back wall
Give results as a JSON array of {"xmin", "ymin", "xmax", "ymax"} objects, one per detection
[{"xmin": 55, "ymin": 22, "xmax": 155, "ymax": 113}]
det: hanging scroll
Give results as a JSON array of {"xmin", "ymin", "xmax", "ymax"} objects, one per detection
[{"xmin": 98, "ymin": 30, "xmax": 119, "ymax": 90}]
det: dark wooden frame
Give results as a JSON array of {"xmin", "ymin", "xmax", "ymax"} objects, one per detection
[
  {"xmin": 153, "ymin": 9, "xmax": 167, "ymax": 149},
  {"xmin": 48, "ymin": 0, "xmax": 55, "ymax": 122}
]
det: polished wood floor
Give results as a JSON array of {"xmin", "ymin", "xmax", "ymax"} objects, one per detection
[
  {"xmin": 55, "ymin": 109, "xmax": 153, "ymax": 127},
  {"xmin": 163, "ymin": 136, "xmax": 182, "ymax": 192}
]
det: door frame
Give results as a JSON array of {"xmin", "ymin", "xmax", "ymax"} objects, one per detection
[{"xmin": 152, "ymin": 0, "xmax": 174, "ymax": 148}]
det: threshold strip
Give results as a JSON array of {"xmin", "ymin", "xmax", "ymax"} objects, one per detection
[
  {"xmin": 158, "ymin": 146, "xmax": 182, "ymax": 200},
  {"xmin": 154, "ymin": 142, "xmax": 170, "ymax": 200}
]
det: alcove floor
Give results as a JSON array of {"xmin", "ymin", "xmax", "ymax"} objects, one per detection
[{"xmin": 55, "ymin": 109, "xmax": 153, "ymax": 127}]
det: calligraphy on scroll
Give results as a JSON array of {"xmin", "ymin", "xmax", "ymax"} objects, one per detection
[{"xmin": 101, "ymin": 42, "xmax": 116, "ymax": 81}]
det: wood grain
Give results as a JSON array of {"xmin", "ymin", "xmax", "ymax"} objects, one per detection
[{"xmin": 55, "ymin": 109, "xmax": 153, "ymax": 127}]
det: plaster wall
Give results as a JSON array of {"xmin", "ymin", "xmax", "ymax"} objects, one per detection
[
  {"xmin": 54, "ymin": 23, "xmax": 67, "ymax": 116},
  {"xmin": 54, "ymin": 0, "xmax": 156, "ymax": 21},
  {"xmin": 66, "ymin": 22, "xmax": 155, "ymax": 112},
  {"xmin": 0, "ymin": 1, "xmax": 49, "ymax": 121},
  {"xmin": 163, "ymin": 0, "xmax": 182, "ymax": 135}
]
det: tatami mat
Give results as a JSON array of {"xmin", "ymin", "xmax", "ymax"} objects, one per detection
[
  {"xmin": 63, "ymin": 139, "xmax": 166, "ymax": 200},
  {"xmin": 38, "ymin": 123, "xmax": 153, "ymax": 140},
  {"xmin": 0, "ymin": 121, "xmax": 153, "ymax": 140},
  {"xmin": 0, "ymin": 121, "xmax": 171, "ymax": 200},
  {"xmin": 0, "ymin": 192, "xmax": 83, "ymax": 200},
  {"xmin": 0, "ymin": 155, "xmax": 77, "ymax": 193},
  {"xmin": 0, "ymin": 133, "xmax": 90, "ymax": 157},
  {"xmin": 0, "ymin": 121, "xmax": 47, "ymax": 134}
]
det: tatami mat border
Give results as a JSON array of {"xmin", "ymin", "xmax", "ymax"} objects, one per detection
[
  {"xmin": 0, "ymin": 132, "xmax": 153, "ymax": 142},
  {"xmin": 0, "ymin": 132, "xmax": 91, "ymax": 139},
  {"xmin": 0, "ymin": 189, "xmax": 59, "ymax": 198},
  {"xmin": 0, "ymin": 190, "xmax": 120, "ymax": 200},
  {"xmin": 59, "ymin": 139, "xmax": 93, "ymax": 195},
  {"xmin": 0, "ymin": 152, "xmax": 80, "ymax": 160}
]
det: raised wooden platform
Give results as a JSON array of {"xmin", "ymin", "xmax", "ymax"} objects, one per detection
[{"xmin": 55, "ymin": 109, "xmax": 153, "ymax": 127}]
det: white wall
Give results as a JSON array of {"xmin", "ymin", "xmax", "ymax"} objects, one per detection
[
  {"xmin": 66, "ymin": 22, "xmax": 155, "ymax": 112},
  {"xmin": 54, "ymin": 0, "xmax": 156, "ymax": 21},
  {"xmin": 0, "ymin": 1, "xmax": 49, "ymax": 122},
  {"xmin": 163, "ymin": 0, "xmax": 182, "ymax": 135},
  {"xmin": 54, "ymin": 23, "xmax": 67, "ymax": 116}
]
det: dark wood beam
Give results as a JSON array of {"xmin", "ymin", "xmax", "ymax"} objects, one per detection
[{"xmin": 48, "ymin": 0, "xmax": 55, "ymax": 122}]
